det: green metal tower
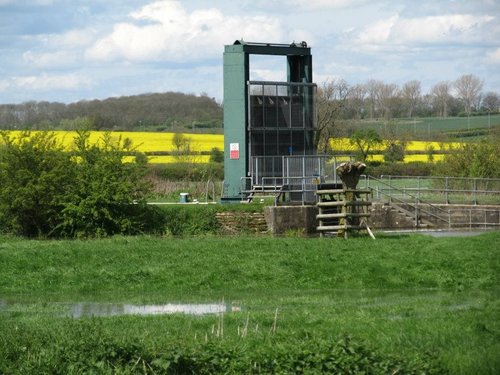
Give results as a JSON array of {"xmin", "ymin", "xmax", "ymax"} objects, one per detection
[{"xmin": 222, "ymin": 41, "xmax": 315, "ymax": 201}]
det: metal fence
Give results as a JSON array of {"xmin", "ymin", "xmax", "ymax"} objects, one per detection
[
  {"xmin": 361, "ymin": 175, "xmax": 500, "ymax": 229},
  {"xmin": 250, "ymin": 155, "xmax": 355, "ymax": 187},
  {"xmin": 445, "ymin": 207, "xmax": 500, "ymax": 230},
  {"xmin": 246, "ymin": 155, "xmax": 355, "ymax": 204},
  {"xmin": 361, "ymin": 175, "xmax": 500, "ymax": 205}
]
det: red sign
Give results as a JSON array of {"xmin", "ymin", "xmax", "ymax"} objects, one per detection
[{"xmin": 230, "ymin": 143, "xmax": 239, "ymax": 159}]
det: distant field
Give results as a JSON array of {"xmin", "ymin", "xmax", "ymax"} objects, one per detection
[
  {"xmin": 348, "ymin": 114, "xmax": 500, "ymax": 137},
  {"xmin": 2, "ymin": 130, "xmax": 468, "ymax": 164}
]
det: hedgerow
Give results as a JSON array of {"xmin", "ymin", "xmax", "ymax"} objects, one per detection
[{"xmin": 0, "ymin": 130, "xmax": 163, "ymax": 238}]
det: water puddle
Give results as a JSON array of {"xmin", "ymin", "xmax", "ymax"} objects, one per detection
[
  {"xmin": 0, "ymin": 300, "xmax": 242, "ymax": 318},
  {"xmin": 69, "ymin": 302, "xmax": 235, "ymax": 318}
]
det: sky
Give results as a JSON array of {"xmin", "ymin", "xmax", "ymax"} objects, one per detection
[{"xmin": 0, "ymin": 0, "xmax": 499, "ymax": 104}]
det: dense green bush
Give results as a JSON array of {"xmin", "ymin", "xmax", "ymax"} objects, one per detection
[
  {"xmin": 434, "ymin": 137, "xmax": 499, "ymax": 178},
  {"xmin": 0, "ymin": 131, "xmax": 73, "ymax": 236},
  {"xmin": 383, "ymin": 142, "xmax": 406, "ymax": 162},
  {"xmin": 209, "ymin": 147, "xmax": 224, "ymax": 163},
  {"xmin": 0, "ymin": 131, "xmax": 163, "ymax": 238}
]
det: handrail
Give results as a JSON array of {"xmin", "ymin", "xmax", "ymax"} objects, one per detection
[
  {"xmin": 366, "ymin": 176, "xmax": 450, "ymax": 226},
  {"xmin": 377, "ymin": 175, "xmax": 500, "ymax": 204},
  {"xmin": 240, "ymin": 175, "xmax": 318, "ymax": 205}
]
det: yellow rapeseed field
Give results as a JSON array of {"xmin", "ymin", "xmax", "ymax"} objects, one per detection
[
  {"xmin": 119, "ymin": 132, "xmax": 223, "ymax": 153},
  {"xmin": 2, "ymin": 131, "xmax": 223, "ymax": 164},
  {"xmin": 2, "ymin": 131, "xmax": 458, "ymax": 164},
  {"xmin": 405, "ymin": 140, "xmax": 461, "ymax": 152},
  {"xmin": 330, "ymin": 137, "xmax": 461, "ymax": 153},
  {"xmin": 366, "ymin": 154, "xmax": 445, "ymax": 163},
  {"xmin": 329, "ymin": 137, "xmax": 457, "ymax": 164}
]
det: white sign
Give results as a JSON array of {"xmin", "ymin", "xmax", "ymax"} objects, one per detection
[{"xmin": 229, "ymin": 143, "xmax": 239, "ymax": 159}]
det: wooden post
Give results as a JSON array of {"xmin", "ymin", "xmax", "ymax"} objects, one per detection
[
  {"xmin": 336, "ymin": 162, "xmax": 365, "ymax": 237},
  {"xmin": 336, "ymin": 162, "xmax": 367, "ymax": 190},
  {"xmin": 316, "ymin": 163, "xmax": 374, "ymax": 238}
]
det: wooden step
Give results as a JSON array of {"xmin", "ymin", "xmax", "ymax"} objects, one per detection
[
  {"xmin": 317, "ymin": 212, "xmax": 371, "ymax": 219},
  {"xmin": 317, "ymin": 201, "xmax": 372, "ymax": 207},
  {"xmin": 317, "ymin": 224, "xmax": 368, "ymax": 231},
  {"xmin": 317, "ymin": 189, "xmax": 372, "ymax": 195}
]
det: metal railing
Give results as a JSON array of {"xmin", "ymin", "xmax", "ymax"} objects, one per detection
[
  {"xmin": 243, "ymin": 155, "xmax": 357, "ymax": 205},
  {"xmin": 362, "ymin": 176, "xmax": 450, "ymax": 227},
  {"xmin": 240, "ymin": 176, "xmax": 318, "ymax": 205},
  {"xmin": 362, "ymin": 175, "xmax": 500, "ymax": 229},
  {"xmin": 445, "ymin": 207, "xmax": 500, "ymax": 230},
  {"xmin": 370, "ymin": 175, "xmax": 500, "ymax": 205},
  {"xmin": 249, "ymin": 154, "xmax": 355, "ymax": 187}
]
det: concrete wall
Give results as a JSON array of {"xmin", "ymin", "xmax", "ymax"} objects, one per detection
[
  {"xmin": 264, "ymin": 206, "xmax": 318, "ymax": 235},
  {"xmin": 264, "ymin": 203, "xmax": 417, "ymax": 234},
  {"xmin": 263, "ymin": 203, "xmax": 500, "ymax": 234},
  {"xmin": 367, "ymin": 203, "xmax": 416, "ymax": 229},
  {"xmin": 412, "ymin": 203, "xmax": 500, "ymax": 229}
]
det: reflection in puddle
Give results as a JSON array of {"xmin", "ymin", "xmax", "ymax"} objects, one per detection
[
  {"xmin": 69, "ymin": 302, "xmax": 232, "ymax": 318},
  {"xmin": 0, "ymin": 300, "xmax": 242, "ymax": 318}
]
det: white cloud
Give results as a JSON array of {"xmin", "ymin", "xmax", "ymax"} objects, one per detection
[
  {"xmin": 0, "ymin": 0, "xmax": 54, "ymax": 5},
  {"xmin": 85, "ymin": 0, "xmax": 284, "ymax": 62},
  {"xmin": 354, "ymin": 13, "xmax": 496, "ymax": 50},
  {"xmin": 19, "ymin": 28, "xmax": 98, "ymax": 70},
  {"xmin": 6, "ymin": 73, "xmax": 91, "ymax": 91},
  {"xmin": 487, "ymin": 47, "xmax": 500, "ymax": 64},
  {"xmin": 251, "ymin": 68, "xmax": 286, "ymax": 82},
  {"xmin": 0, "ymin": 80, "xmax": 9, "ymax": 92},
  {"xmin": 47, "ymin": 28, "xmax": 97, "ymax": 48},
  {"xmin": 356, "ymin": 15, "xmax": 397, "ymax": 45},
  {"xmin": 288, "ymin": 0, "xmax": 366, "ymax": 9},
  {"xmin": 23, "ymin": 50, "xmax": 79, "ymax": 69}
]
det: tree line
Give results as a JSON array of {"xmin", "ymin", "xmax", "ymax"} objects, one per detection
[
  {"xmin": 0, "ymin": 92, "xmax": 222, "ymax": 131},
  {"xmin": 315, "ymin": 73, "xmax": 498, "ymax": 151},
  {"xmin": 318, "ymin": 73, "xmax": 498, "ymax": 121},
  {"xmin": 0, "ymin": 74, "xmax": 497, "ymax": 134}
]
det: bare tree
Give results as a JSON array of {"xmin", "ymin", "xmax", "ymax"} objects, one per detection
[
  {"xmin": 314, "ymin": 79, "xmax": 349, "ymax": 153},
  {"xmin": 482, "ymin": 92, "xmax": 499, "ymax": 112},
  {"xmin": 430, "ymin": 81, "xmax": 452, "ymax": 117},
  {"xmin": 401, "ymin": 80, "xmax": 421, "ymax": 118},
  {"xmin": 375, "ymin": 83, "xmax": 399, "ymax": 119},
  {"xmin": 346, "ymin": 84, "xmax": 367, "ymax": 119},
  {"xmin": 364, "ymin": 79, "xmax": 384, "ymax": 119},
  {"xmin": 454, "ymin": 74, "xmax": 483, "ymax": 114}
]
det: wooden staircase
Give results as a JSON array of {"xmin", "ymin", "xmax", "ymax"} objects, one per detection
[{"xmin": 316, "ymin": 188, "xmax": 374, "ymax": 238}]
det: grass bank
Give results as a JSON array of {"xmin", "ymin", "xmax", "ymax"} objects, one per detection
[{"xmin": 1, "ymin": 232, "xmax": 499, "ymax": 373}]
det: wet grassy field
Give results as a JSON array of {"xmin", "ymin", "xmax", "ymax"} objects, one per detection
[{"xmin": 1, "ymin": 232, "xmax": 499, "ymax": 373}]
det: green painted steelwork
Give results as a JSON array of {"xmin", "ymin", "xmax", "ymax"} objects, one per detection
[{"xmin": 223, "ymin": 40, "xmax": 314, "ymax": 200}]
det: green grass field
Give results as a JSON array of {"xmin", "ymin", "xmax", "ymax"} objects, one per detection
[
  {"xmin": 1, "ymin": 232, "xmax": 499, "ymax": 373},
  {"xmin": 349, "ymin": 114, "xmax": 500, "ymax": 139}
]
